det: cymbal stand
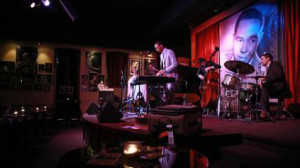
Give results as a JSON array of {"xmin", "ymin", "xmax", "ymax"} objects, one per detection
[
  {"xmin": 120, "ymin": 70, "xmax": 127, "ymax": 113},
  {"xmin": 220, "ymin": 88, "xmax": 232, "ymax": 120},
  {"xmin": 236, "ymin": 68, "xmax": 242, "ymax": 120}
]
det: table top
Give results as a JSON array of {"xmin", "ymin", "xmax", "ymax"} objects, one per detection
[{"xmin": 56, "ymin": 145, "xmax": 207, "ymax": 168}]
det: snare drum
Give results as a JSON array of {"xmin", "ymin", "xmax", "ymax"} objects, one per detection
[
  {"xmin": 222, "ymin": 74, "xmax": 239, "ymax": 89},
  {"xmin": 240, "ymin": 83, "xmax": 255, "ymax": 91}
]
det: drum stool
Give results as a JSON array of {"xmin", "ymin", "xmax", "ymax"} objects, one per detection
[{"xmin": 269, "ymin": 96, "xmax": 295, "ymax": 120}]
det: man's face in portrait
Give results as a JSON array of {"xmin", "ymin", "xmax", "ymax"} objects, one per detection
[{"xmin": 233, "ymin": 19, "xmax": 262, "ymax": 63}]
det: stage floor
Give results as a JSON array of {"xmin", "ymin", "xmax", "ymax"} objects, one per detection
[
  {"xmin": 82, "ymin": 113, "xmax": 300, "ymax": 149},
  {"xmin": 202, "ymin": 116, "xmax": 300, "ymax": 148}
]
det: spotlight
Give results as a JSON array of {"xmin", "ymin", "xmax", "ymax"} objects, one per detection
[
  {"xmin": 30, "ymin": 2, "xmax": 36, "ymax": 8},
  {"xmin": 42, "ymin": 0, "xmax": 50, "ymax": 6},
  {"xmin": 30, "ymin": 0, "xmax": 51, "ymax": 8}
]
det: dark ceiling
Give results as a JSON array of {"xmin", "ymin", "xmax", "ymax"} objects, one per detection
[{"xmin": 0, "ymin": 0, "xmax": 241, "ymax": 56}]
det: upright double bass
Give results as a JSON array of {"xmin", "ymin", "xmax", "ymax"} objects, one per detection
[{"xmin": 200, "ymin": 47, "xmax": 219, "ymax": 108}]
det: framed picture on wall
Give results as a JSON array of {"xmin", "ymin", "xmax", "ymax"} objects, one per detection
[
  {"xmin": 129, "ymin": 59, "xmax": 141, "ymax": 75},
  {"xmin": 89, "ymin": 73, "xmax": 98, "ymax": 92},
  {"xmin": 0, "ymin": 61, "xmax": 15, "ymax": 72},
  {"xmin": 38, "ymin": 64, "xmax": 45, "ymax": 73},
  {"xmin": 144, "ymin": 59, "xmax": 157, "ymax": 75},
  {"xmin": 85, "ymin": 51, "xmax": 102, "ymax": 74},
  {"xmin": 45, "ymin": 63, "xmax": 53, "ymax": 73},
  {"xmin": 218, "ymin": 1, "xmax": 279, "ymax": 86},
  {"xmin": 16, "ymin": 46, "xmax": 37, "ymax": 74},
  {"xmin": 81, "ymin": 74, "xmax": 88, "ymax": 92}
]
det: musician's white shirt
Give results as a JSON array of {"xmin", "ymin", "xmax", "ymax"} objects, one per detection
[{"xmin": 160, "ymin": 48, "xmax": 178, "ymax": 80}]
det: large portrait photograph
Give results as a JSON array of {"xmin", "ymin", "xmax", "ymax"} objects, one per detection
[
  {"xmin": 85, "ymin": 51, "xmax": 102, "ymax": 73},
  {"xmin": 219, "ymin": 0, "xmax": 279, "ymax": 85},
  {"xmin": 16, "ymin": 46, "xmax": 38, "ymax": 74}
]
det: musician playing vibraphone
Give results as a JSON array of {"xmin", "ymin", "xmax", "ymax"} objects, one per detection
[{"xmin": 154, "ymin": 41, "xmax": 178, "ymax": 104}]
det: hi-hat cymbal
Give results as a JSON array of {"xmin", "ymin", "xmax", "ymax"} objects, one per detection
[{"xmin": 224, "ymin": 60, "xmax": 255, "ymax": 74}]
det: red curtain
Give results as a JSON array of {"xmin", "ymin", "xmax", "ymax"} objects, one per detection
[
  {"xmin": 284, "ymin": 0, "xmax": 300, "ymax": 107},
  {"xmin": 106, "ymin": 52, "xmax": 128, "ymax": 87},
  {"xmin": 194, "ymin": 23, "xmax": 219, "ymax": 67}
]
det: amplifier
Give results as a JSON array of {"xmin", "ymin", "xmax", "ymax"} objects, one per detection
[
  {"xmin": 99, "ymin": 91, "xmax": 114, "ymax": 104},
  {"xmin": 148, "ymin": 105, "xmax": 202, "ymax": 136}
]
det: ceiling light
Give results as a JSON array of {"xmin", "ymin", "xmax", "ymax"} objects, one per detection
[
  {"xmin": 30, "ymin": 2, "xmax": 36, "ymax": 8},
  {"xmin": 30, "ymin": 0, "xmax": 51, "ymax": 8},
  {"xmin": 43, "ymin": 0, "xmax": 50, "ymax": 6}
]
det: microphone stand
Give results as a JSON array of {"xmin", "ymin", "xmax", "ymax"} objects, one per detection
[
  {"xmin": 135, "ymin": 61, "xmax": 143, "ymax": 116},
  {"xmin": 120, "ymin": 70, "xmax": 126, "ymax": 113}
]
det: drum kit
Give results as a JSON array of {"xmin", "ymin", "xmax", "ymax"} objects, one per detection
[{"xmin": 218, "ymin": 60, "xmax": 266, "ymax": 120}]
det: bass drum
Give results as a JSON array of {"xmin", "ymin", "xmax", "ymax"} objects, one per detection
[
  {"xmin": 224, "ymin": 89, "xmax": 237, "ymax": 98},
  {"xmin": 240, "ymin": 83, "xmax": 256, "ymax": 91},
  {"xmin": 230, "ymin": 98, "xmax": 238, "ymax": 113},
  {"xmin": 239, "ymin": 89, "xmax": 257, "ymax": 103},
  {"xmin": 218, "ymin": 97, "xmax": 238, "ymax": 113}
]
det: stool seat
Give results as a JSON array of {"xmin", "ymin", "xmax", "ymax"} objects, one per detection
[{"xmin": 268, "ymin": 96, "xmax": 294, "ymax": 120}]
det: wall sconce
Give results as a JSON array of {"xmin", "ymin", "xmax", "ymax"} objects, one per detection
[
  {"xmin": 36, "ymin": 107, "xmax": 40, "ymax": 111},
  {"xmin": 44, "ymin": 105, "xmax": 47, "ymax": 111},
  {"xmin": 21, "ymin": 107, "xmax": 25, "ymax": 113}
]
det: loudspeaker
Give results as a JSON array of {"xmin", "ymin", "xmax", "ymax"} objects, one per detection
[
  {"xmin": 287, "ymin": 103, "xmax": 300, "ymax": 119},
  {"xmin": 86, "ymin": 102, "xmax": 100, "ymax": 115},
  {"xmin": 99, "ymin": 91, "xmax": 114, "ymax": 104},
  {"xmin": 98, "ymin": 102, "xmax": 123, "ymax": 123}
]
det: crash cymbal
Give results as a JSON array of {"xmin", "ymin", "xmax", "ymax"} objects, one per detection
[{"xmin": 224, "ymin": 60, "xmax": 255, "ymax": 74}]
